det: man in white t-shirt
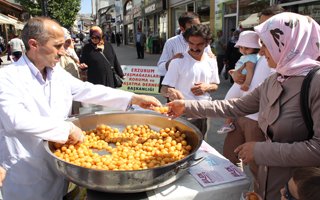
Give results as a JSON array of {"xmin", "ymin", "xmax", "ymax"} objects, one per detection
[
  {"xmin": 157, "ymin": 12, "xmax": 213, "ymax": 93},
  {"xmin": 160, "ymin": 24, "xmax": 219, "ymax": 136}
]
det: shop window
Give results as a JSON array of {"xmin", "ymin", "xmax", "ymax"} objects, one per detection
[
  {"xmin": 238, "ymin": 0, "xmax": 269, "ymax": 22},
  {"xmin": 146, "ymin": 16, "xmax": 155, "ymax": 36},
  {"xmin": 173, "ymin": 6, "xmax": 186, "ymax": 35},
  {"xmin": 159, "ymin": 12, "xmax": 167, "ymax": 51},
  {"xmin": 197, "ymin": 0, "xmax": 210, "ymax": 23},
  {"xmin": 159, "ymin": 12, "xmax": 167, "ymax": 39},
  {"xmin": 187, "ymin": 3, "xmax": 195, "ymax": 12},
  {"xmin": 225, "ymin": 0, "xmax": 237, "ymax": 14},
  {"xmin": 128, "ymin": 24, "xmax": 134, "ymax": 44}
]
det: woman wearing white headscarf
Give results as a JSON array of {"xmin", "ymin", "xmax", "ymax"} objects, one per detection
[{"xmin": 166, "ymin": 12, "xmax": 320, "ymax": 200}]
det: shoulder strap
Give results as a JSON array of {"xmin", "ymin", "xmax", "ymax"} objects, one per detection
[
  {"xmin": 99, "ymin": 51, "xmax": 116, "ymax": 72},
  {"xmin": 300, "ymin": 66, "xmax": 320, "ymax": 139}
]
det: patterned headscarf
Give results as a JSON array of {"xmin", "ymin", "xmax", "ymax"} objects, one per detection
[
  {"xmin": 89, "ymin": 26, "xmax": 102, "ymax": 38},
  {"xmin": 89, "ymin": 26, "xmax": 104, "ymax": 48},
  {"xmin": 254, "ymin": 12, "xmax": 320, "ymax": 77}
]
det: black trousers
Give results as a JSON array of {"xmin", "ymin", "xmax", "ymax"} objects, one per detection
[
  {"xmin": 136, "ymin": 42, "xmax": 144, "ymax": 58},
  {"xmin": 217, "ymin": 54, "xmax": 225, "ymax": 75}
]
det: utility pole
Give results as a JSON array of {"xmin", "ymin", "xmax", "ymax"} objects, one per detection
[{"xmin": 41, "ymin": 0, "xmax": 48, "ymax": 16}]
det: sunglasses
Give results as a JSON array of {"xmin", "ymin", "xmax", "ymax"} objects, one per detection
[
  {"xmin": 284, "ymin": 182, "xmax": 297, "ymax": 200},
  {"xmin": 91, "ymin": 36, "xmax": 101, "ymax": 40}
]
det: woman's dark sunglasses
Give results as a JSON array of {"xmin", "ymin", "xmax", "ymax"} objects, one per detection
[
  {"xmin": 285, "ymin": 182, "xmax": 297, "ymax": 200},
  {"xmin": 91, "ymin": 36, "xmax": 100, "ymax": 40}
]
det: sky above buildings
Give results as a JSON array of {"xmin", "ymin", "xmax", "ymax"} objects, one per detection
[{"xmin": 80, "ymin": 0, "xmax": 91, "ymax": 14}]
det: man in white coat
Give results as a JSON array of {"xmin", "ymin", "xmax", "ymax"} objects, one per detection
[{"xmin": 0, "ymin": 17, "xmax": 161, "ymax": 200}]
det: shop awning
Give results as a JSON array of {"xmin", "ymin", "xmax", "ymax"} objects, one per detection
[
  {"xmin": 0, "ymin": 13, "xmax": 25, "ymax": 29},
  {"xmin": 240, "ymin": 13, "xmax": 259, "ymax": 28},
  {"xmin": 0, "ymin": 14, "xmax": 14, "ymax": 24},
  {"xmin": 15, "ymin": 22, "xmax": 25, "ymax": 30}
]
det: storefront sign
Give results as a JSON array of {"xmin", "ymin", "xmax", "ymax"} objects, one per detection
[
  {"xmin": 145, "ymin": 4, "xmax": 156, "ymax": 14},
  {"xmin": 120, "ymin": 65, "xmax": 160, "ymax": 94}
]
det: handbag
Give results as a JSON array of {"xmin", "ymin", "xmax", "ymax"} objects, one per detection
[
  {"xmin": 99, "ymin": 52, "xmax": 123, "ymax": 88},
  {"xmin": 112, "ymin": 67, "xmax": 123, "ymax": 88},
  {"xmin": 300, "ymin": 66, "xmax": 320, "ymax": 139}
]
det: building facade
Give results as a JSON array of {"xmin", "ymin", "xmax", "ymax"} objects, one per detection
[
  {"xmin": 169, "ymin": 0, "xmax": 210, "ymax": 36},
  {"xmin": 214, "ymin": 0, "xmax": 320, "ymax": 42},
  {"xmin": 99, "ymin": 0, "xmax": 320, "ymax": 54}
]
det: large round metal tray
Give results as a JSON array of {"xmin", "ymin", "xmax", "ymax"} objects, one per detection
[{"xmin": 44, "ymin": 111, "xmax": 203, "ymax": 193}]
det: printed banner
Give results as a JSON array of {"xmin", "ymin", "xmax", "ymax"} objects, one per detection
[{"xmin": 120, "ymin": 65, "xmax": 160, "ymax": 94}]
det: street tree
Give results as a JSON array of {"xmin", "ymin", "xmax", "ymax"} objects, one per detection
[{"xmin": 17, "ymin": 0, "xmax": 81, "ymax": 29}]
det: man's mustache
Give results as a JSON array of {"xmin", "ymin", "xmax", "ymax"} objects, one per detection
[{"xmin": 190, "ymin": 49, "xmax": 201, "ymax": 53}]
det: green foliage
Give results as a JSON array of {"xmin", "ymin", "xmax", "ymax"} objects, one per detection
[
  {"xmin": 17, "ymin": 0, "xmax": 42, "ymax": 16},
  {"xmin": 47, "ymin": 0, "xmax": 81, "ymax": 28},
  {"xmin": 17, "ymin": 0, "xmax": 81, "ymax": 28}
]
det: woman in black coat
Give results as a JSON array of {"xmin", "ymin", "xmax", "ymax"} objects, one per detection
[{"xmin": 80, "ymin": 26, "xmax": 124, "ymax": 88}]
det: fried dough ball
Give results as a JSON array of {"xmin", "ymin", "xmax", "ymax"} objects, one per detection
[
  {"xmin": 153, "ymin": 106, "xmax": 169, "ymax": 114},
  {"xmin": 53, "ymin": 124, "xmax": 192, "ymax": 171}
]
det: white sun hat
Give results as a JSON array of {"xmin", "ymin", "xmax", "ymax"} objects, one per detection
[{"xmin": 234, "ymin": 30, "xmax": 261, "ymax": 49}]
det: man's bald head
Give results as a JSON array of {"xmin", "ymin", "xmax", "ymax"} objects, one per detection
[{"xmin": 21, "ymin": 17, "xmax": 63, "ymax": 51}]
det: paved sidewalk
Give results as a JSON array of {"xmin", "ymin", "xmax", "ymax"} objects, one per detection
[
  {"xmin": 0, "ymin": 54, "xmax": 12, "ymax": 67},
  {"xmin": 112, "ymin": 43, "xmax": 160, "ymax": 66}
]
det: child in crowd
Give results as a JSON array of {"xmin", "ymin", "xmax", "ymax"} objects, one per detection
[
  {"xmin": 243, "ymin": 167, "xmax": 320, "ymax": 200},
  {"xmin": 217, "ymin": 31, "xmax": 261, "ymax": 134}
]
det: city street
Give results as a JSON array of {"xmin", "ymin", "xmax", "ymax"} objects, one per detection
[{"xmin": 0, "ymin": 43, "xmax": 233, "ymax": 154}]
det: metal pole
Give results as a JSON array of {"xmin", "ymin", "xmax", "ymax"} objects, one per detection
[{"xmin": 41, "ymin": 0, "xmax": 48, "ymax": 16}]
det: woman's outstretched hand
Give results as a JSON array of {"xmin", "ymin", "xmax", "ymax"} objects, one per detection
[{"xmin": 166, "ymin": 100, "xmax": 186, "ymax": 119}]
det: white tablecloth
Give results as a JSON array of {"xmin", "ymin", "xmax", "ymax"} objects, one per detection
[
  {"xmin": 86, "ymin": 143, "xmax": 251, "ymax": 200},
  {"xmin": 147, "ymin": 173, "xmax": 249, "ymax": 200},
  {"xmin": 146, "ymin": 141, "xmax": 251, "ymax": 200}
]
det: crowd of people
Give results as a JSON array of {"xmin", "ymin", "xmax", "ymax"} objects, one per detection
[
  {"xmin": 0, "ymin": 5, "xmax": 320, "ymax": 200},
  {"xmin": 156, "ymin": 5, "xmax": 320, "ymax": 200},
  {"xmin": 164, "ymin": 9, "xmax": 320, "ymax": 200}
]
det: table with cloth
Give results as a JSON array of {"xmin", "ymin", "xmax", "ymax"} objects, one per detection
[{"xmin": 86, "ymin": 141, "xmax": 251, "ymax": 200}]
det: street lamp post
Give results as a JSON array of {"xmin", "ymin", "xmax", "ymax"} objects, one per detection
[{"xmin": 41, "ymin": 0, "xmax": 48, "ymax": 16}]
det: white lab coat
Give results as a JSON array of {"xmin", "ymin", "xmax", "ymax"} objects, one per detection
[{"xmin": 0, "ymin": 56, "xmax": 133, "ymax": 200}]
